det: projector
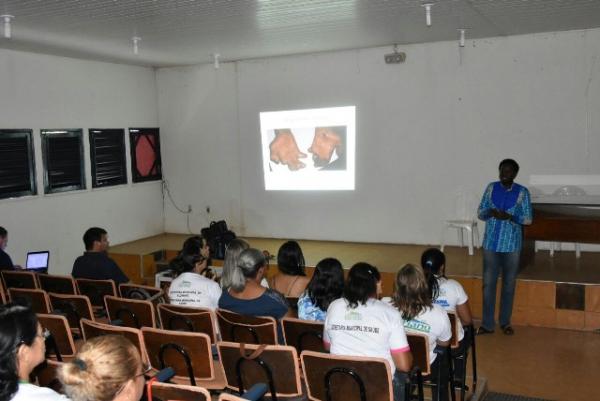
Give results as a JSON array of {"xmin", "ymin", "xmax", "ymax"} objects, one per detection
[{"xmin": 384, "ymin": 52, "xmax": 406, "ymax": 64}]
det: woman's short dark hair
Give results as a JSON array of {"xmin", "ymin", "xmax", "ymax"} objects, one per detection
[
  {"xmin": 344, "ymin": 263, "xmax": 380, "ymax": 308},
  {"xmin": 393, "ymin": 264, "xmax": 432, "ymax": 321},
  {"xmin": 169, "ymin": 236, "xmax": 206, "ymax": 276},
  {"xmin": 307, "ymin": 258, "xmax": 344, "ymax": 311},
  {"xmin": 237, "ymin": 248, "xmax": 267, "ymax": 280},
  {"xmin": 277, "ymin": 241, "xmax": 306, "ymax": 276},
  {"xmin": 0, "ymin": 304, "xmax": 38, "ymax": 401},
  {"xmin": 421, "ymin": 248, "xmax": 446, "ymax": 301}
]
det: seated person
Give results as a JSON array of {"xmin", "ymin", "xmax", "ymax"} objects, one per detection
[
  {"xmin": 392, "ymin": 264, "xmax": 452, "ymax": 401},
  {"xmin": 324, "ymin": 263, "xmax": 412, "ymax": 401},
  {"xmin": 219, "ymin": 248, "xmax": 289, "ymax": 320},
  {"xmin": 0, "ymin": 303, "xmax": 69, "ymax": 401},
  {"xmin": 421, "ymin": 248, "xmax": 473, "ymax": 384},
  {"xmin": 168, "ymin": 236, "xmax": 221, "ymax": 310},
  {"xmin": 72, "ymin": 227, "xmax": 128, "ymax": 284},
  {"xmin": 269, "ymin": 241, "xmax": 310, "ymax": 298},
  {"xmin": 59, "ymin": 335, "xmax": 147, "ymax": 401},
  {"xmin": 0, "ymin": 226, "xmax": 20, "ymax": 270},
  {"xmin": 298, "ymin": 257, "xmax": 344, "ymax": 321}
]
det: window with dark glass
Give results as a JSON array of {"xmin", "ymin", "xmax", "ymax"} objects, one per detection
[
  {"xmin": 41, "ymin": 129, "xmax": 85, "ymax": 194},
  {"xmin": 129, "ymin": 128, "xmax": 162, "ymax": 183},
  {"xmin": 0, "ymin": 129, "xmax": 37, "ymax": 200},
  {"xmin": 89, "ymin": 129, "xmax": 127, "ymax": 188}
]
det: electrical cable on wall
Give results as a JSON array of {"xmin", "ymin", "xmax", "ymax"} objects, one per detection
[{"xmin": 162, "ymin": 180, "xmax": 194, "ymax": 234}]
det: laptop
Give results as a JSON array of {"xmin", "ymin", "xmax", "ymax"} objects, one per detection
[{"xmin": 26, "ymin": 251, "xmax": 50, "ymax": 273}]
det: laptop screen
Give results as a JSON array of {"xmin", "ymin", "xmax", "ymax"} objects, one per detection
[{"xmin": 26, "ymin": 251, "xmax": 49, "ymax": 272}]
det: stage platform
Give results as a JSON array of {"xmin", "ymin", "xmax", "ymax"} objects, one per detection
[{"xmin": 109, "ymin": 233, "xmax": 600, "ymax": 332}]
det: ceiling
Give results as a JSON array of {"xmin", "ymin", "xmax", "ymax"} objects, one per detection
[{"xmin": 1, "ymin": 0, "xmax": 600, "ymax": 68}]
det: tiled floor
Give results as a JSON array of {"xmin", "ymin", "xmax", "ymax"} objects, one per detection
[{"xmin": 473, "ymin": 325, "xmax": 600, "ymax": 401}]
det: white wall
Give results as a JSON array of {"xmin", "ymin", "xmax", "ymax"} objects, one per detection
[
  {"xmin": 159, "ymin": 28, "xmax": 600, "ymax": 245},
  {"xmin": 0, "ymin": 49, "xmax": 164, "ymax": 273}
]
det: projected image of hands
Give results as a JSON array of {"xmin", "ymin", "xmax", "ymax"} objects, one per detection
[
  {"xmin": 260, "ymin": 106, "xmax": 355, "ymax": 190},
  {"xmin": 269, "ymin": 126, "xmax": 346, "ymax": 171}
]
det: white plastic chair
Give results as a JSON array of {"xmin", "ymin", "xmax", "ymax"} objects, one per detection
[{"xmin": 440, "ymin": 220, "xmax": 480, "ymax": 256}]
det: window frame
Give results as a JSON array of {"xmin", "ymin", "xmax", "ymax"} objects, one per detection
[
  {"xmin": 41, "ymin": 129, "xmax": 86, "ymax": 194},
  {"xmin": 129, "ymin": 128, "xmax": 162, "ymax": 183},
  {"xmin": 0, "ymin": 129, "xmax": 37, "ymax": 200},
  {"xmin": 89, "ymin": 128, "xmax": 127, "ymax": 188}
]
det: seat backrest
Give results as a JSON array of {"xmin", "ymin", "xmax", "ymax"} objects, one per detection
[
  {"xmin": 48, "ymin": 293, "xmax": 94, "ymax": 331},
  {"xmin": 37, "ymin": 313, "xmax": 77, "ymax": 360},
  {"xmin": 406, "ymin": 333, "xmax": 431, "ymax": 376},
  {"xmin": 149, "ymin": 382, "xmax": 211, "ymax": 401},
  {"xmin": 75, "ymin": 278, "xmax": 116, "ymax": 307},
  {"xmin": 80, "ymin": 318, "xmax": 148, "ymax": 363},
  {"xmin": 1, "ymin": 270, "xmax": 38, "ymax": 290},
  {"xmin": 141, "ymin": 327, "xmax": 214, "ymax": 386},
  {"xmin": 157, "ymin": 304, "xmax": 217, "ymax": 343},
  {"xmin": 300, "ymin": 350, "xmax": 393, "ymax": 401},
  {"xmin": 8, "ymin": 288, "xmax": 51, "ymax": 314},
  {"xmin": 38, "ymin": 274, "xmax": 77, "ymax": 295},
  {"xmin": 217, "ymin": 341, "xmax": 302, "ymax": 398},
  {"xmin": 32, "ymin": 359, "xmax": 64, "ymax": 394},
  {"xmin": 0, "ymin": 285, "xmax": 5, "ymax": 304},
  {"xmin": 281, "ymin": 317, "xmax": 325, "ymax": 353},
  {"xmin": 105, "ymin": 295, "xmax": 156, "ymax": 328},
  {"xmin": 119, "ymin": 283, "xmax": 164, "ymax": 303},
  {"xmin": 447, "ymin": 312, "xmax": 460, "ymax": 349},
  {"xmin": 216, "ymin": 309, "xmax": 277, "ymax": 345}
]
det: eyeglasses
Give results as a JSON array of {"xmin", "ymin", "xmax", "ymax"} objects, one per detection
[{"xmin": 114, "ymin": 364, "xmax": 152, "ymax": 396}]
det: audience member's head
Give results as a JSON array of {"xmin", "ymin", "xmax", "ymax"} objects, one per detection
[
  {"xmin": 0, "ymin": 227, "xmax": 7, "ymax": 250},
  {"xmin": 421, "ymin": 248, "xmax": 446, "ymax": 301},
  {"xmin": 83, "ymin": 227, "xmax": 109, "ymax": 252},
  {"xmin": 393, "ymin": 263, "xmax": 432, "ymax": 321},
  {"xmin": 277, "ymin": 240, "xmax": 306, "ymax": 276},
  {"xmin": 0, "ymin": 303, "xmax": 45, "ymax": 401},
  {"xmin": 221, "ymin": 238, "xmax": 250, "ymax": 291},
  {"xmin": 169, "ymin": 235, "xmax": 209, "ymax": 276},
  {"xmin": 59, "ymin": 335, "xmax": 145, "ymax": 401},
  {"xmin": 307, "ymin": 257, "xmax": 344, "ymax": 311},
  {"xmin": 237, "ymin": 248, "xmax": 268, "ymax": 285},
  {"xmin": 344, "ymin": 262, "xmax": 381, "ymax": 308}
]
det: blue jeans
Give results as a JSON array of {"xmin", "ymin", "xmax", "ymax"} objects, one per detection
[
  {"xmin": 392, "ymin": 371, "xmax": 408, "ymax": 401},
  {"xmin": 482, "ymin": 249, "xmax": 520, "ymax": 330}
]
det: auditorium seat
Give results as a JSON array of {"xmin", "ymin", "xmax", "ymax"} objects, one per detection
[
  {"xmin": 75, "ymin": 278, "xmax": 117, "ymax": 310},
  {"xmin": 1, "ymin": 270, "xmax": 38, "ymax": 290},
  {"xmin": 217, "ymin": 341, "xmax": 303, "ymax": 400},
  {"xmin": 37, "ymin": 313, "xmax": 77, "ymax": 361},
  {"xmin": 281, "ymin": 317, "xmax": 326, "ymax": 354},
  {"xmin": 141, "ymin": 327, "xmax": 226, "ymax": 390},
  {"xmin": 119, "ymin": 282, "xmax": 165, "ymax": 303},
  {"xmin": 38, "ymin": 274, "xmax": 77, "ymax": 295},
  {"xmin": 148, "ymin": 381, "xmax": 211, "ymax": 401},
  {"xmin": 216, "ymin": 308, "xmax": 278, "ymax": 345},
  {"xmin": 157, "ymin": 303, "xmax": 218, "ymax": 343},
  {"xmin": 447, "ymin": 312, "xmax": 477, "ymax": 401},
  {"xmin": 80, "ymin": 318, "xmax": 148, "ymax": 364},
  {"xmin": 8, "ymin": 288, "xmax": 51, "ymax": 314},
  {"xmin": 301, "ymin": 350, "xmax": 394, "ymax": 401},
  {"xmin": 104, "ymin": 295, "xmax": 156, "ymax": 328},
  {"xmin": 48, "ymin": 293, "xmax": 95, "ymax": 334},
  {"xmin": 407, "ymin": 333, "xmax": 452, "ymax": 401}
]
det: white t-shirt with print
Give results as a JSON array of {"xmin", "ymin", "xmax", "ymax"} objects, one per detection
[
  {"xmin": 324, "ymin": 298, "xmax": 410, "ymax": 374},
  {"xmin": 434, "ymin": 277, "xmax": 468, "ymax": 341},
  {"xmin": 168, "ymin": 272, "xmax": 222, "ymax": 310},
  {"xmin": 12, "ymin": 383, "xmax": 70, "ymax": 401},
  {"xmin": 403, "ymin": 304, "xmax": 452, "ymax": 364}
]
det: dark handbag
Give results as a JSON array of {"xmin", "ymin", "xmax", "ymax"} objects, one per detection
[{"xmin": 201, "ymin": 220, "xmax": 236, "ymax": 259}]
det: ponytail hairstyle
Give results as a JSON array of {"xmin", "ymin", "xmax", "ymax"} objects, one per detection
[
  {"xmin": 221, "ymin": 239, "xmax": 250, "ymax": 292},
  {"xmin": 393, "ymin": 264, "xmax": 432, "ymax": 321},
  {"xmin": 58, "ymin": 335, "xmax": 142, "ymax": 401},
  {"xmin": 420, "ymin": 248, "xmax": 446, "ymax": 301},
  {"xmin": 343, "ymin": 263, "xmax": 380, "ymax": 308},
  {"xmin": 0, "ymin": 304, "xmax": 38, "ymax": 401},
  {"xmin": 306, "ymin": 258, "xmax": 344, "ymax": 311},
  {"xmin": 237, "ymin": 248, "xmax": 267, "ymax": 282}
]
